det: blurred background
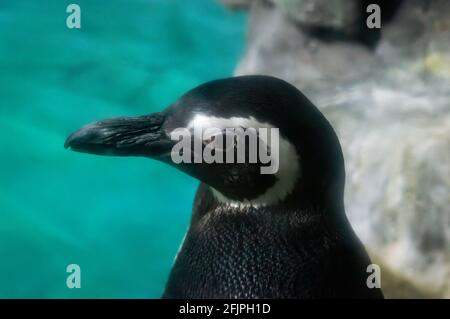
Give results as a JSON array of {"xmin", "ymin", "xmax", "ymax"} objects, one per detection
[
  {"xmin": 0, "ymin": 0, "xmax": 449, "ymax": 298},
  {"xmin": 0, "ymin": 0, "xmax": 246, "ymax": 298}
]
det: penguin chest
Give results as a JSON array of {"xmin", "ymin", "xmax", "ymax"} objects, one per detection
[{"xmin": 163, "ymin": 212, "xmax": 331, "ymax": 298}]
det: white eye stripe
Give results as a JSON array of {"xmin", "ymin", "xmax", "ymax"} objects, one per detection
[
  {"xmin": 181, "ymin": 114, "xmax": 301, "ymax": 207},
  {"xmin": 187, "ymin": 114, "xmax": 274, "ymax": 131}
]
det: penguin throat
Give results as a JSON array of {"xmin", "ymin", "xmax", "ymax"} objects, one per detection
[{"xmin": 186, "ymin": 115, "xmax": 301, "ymax": 208}]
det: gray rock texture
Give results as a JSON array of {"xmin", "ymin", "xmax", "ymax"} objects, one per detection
[
  {"xmin": 226, "ymin": 0, "xmax": 450, "ymax": 298},
  {"xmin": 272, "ymin": 0, "xmax": 360, "ymax": 34}
]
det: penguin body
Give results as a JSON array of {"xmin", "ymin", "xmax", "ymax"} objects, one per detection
[
  {"xmin": 65, "ymin": 75, "xmax": 384, "ymax": 299},
  {"xmin": 164, "ymin": 185, "xmax": 379, "ymax": 299}
]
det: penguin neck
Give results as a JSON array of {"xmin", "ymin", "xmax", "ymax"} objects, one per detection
[
  {"xmin": 189, "ymin": 183, "xmax": 348, "ymax": 245},
  {"xmin": 205, "ymin": 183, "xmax": 337, "ymax": 215},
  {"xmin": 191, "ymin": 188, "xmax": 332, "ymax": 238}
]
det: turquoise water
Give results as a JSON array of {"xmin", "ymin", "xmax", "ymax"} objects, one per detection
[{"xmin": 0, "ymin": 0, "xmax": 246, "ymax": 298}]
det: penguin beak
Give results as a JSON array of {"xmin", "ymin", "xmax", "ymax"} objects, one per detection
[{"xmin": 64, "ymin": 112, "xmax": 173, "ymax": 158}]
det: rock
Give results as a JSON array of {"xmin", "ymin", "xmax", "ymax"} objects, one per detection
[
  {"xmin": 378, "ymin": 0, "xmax": 450, "ymax": 76},
  {"xmin": 232, "ymin": 0, "xmax": 450, "ymax": 298},
  {"xmin": 272, "ymin": 0, "xmax": 360, "ymax": 34},
  {"xmin": 235, "ymin": 1, "xmax": 380, "ymax": 101}
]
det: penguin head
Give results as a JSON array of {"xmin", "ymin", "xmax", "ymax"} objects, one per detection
[{"xmin": 65, "ymin": 76, "xmax": 345, "ymax": 208}]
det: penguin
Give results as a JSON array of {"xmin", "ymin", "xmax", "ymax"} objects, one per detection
[{"xmin": 65, "ymin": 75, "xmax": 384, "ymax": 299}]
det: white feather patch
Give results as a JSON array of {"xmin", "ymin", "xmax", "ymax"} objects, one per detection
[{"xmin": 184, "ymin": 114, "xmax": 300, "ymax": 207}]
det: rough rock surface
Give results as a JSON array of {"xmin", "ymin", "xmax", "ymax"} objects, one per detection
[
  {"xmin": 271, "ymin": 0, "xmax": 360, "ymax": 34},
  {"xmin": 226, "ymin": 0, "xmax": 450, "ymax": 297}
]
